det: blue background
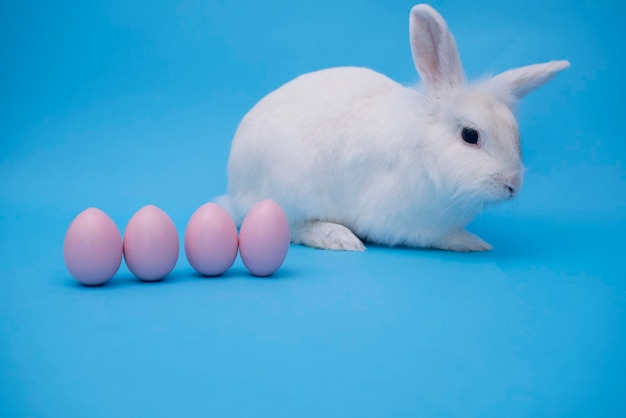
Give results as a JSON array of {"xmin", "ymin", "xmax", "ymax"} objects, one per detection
[{"xmin": 1, "ymin": 0, "xmax": 625, "ymax": 416}]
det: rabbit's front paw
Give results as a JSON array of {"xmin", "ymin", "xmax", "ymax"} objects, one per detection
[{"xmin": 292, "ymin": 221, "xmax": 366, "ymax": 251}]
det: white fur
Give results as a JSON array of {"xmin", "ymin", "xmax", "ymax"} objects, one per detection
[{"xmin": 222, "ymin": 4, "xmax": 570, "ymax": 251}]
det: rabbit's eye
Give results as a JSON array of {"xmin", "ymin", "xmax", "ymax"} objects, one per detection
[{"xmin": 462, "ymin": 127, "xmax": 479, "ymax": 145}]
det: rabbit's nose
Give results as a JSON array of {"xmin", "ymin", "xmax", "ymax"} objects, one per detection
[
  {"xmin": 506, "ymin": 172, "xmax": 523, "ymax": 197},
  {"xmin": 506, "ymin": 185, "xmax": 515, "ymax": 198}
]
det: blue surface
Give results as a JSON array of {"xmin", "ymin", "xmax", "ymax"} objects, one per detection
[{"xmin": 1, "ymin": 0, "xmax": 625, "ymax": 417}]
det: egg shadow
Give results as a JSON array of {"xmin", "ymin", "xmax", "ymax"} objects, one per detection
[
  {"xmin": 61, "ymin": 269, "xmax": 203, "ymax": 290},
  {"xmin": 188, "ymin": 268, "xmax": 239, "ymax": 280},
  {"xmin": 61, "ymin": 275, "xmax": 109, "ymax": 289},
  {"xmin": 59, "ymin": 262, "xmax": 301, "ymax": 291},
  {"xmin": 244, "ymin": 266, "xmax": 300, "ymax": 280}
]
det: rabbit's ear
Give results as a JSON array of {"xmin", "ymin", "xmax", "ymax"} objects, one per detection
[
  {"xmin": 410, "ymin": 4, "xmax": 464, "ymax": 89},
  {"xmin": 490, "ymin": 61, "xmax": 570, "ymax": 102}
]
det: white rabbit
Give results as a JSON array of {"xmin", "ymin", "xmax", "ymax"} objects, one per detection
[{"xmin": 220, "ymin": 4, "xmax": 570, "ymax": 251}]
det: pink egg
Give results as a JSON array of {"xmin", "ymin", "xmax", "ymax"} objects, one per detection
[
  {"xmin": 239, "ymin": 199, "xmax": 290, "ymax": 276},
  {"xmin": 63, "ymin": 208, "xmax": 123, "ymax": 286},
  {"xmin": 123, "ymin": 205, "xmax": 179, "ymax": 281},
  {"xmin": 184, "ymin": 203, "xmax": 239, "ymax": 276}
]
